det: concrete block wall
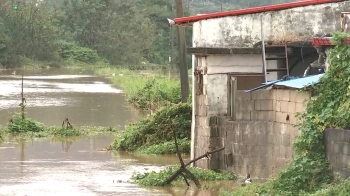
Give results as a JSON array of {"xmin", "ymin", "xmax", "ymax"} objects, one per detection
[
  {"xmin": 194, "ymin": 94, "xmax": 210, "ymax": 169},
  {"xmin": 195, "ymin": 89, "xmax": 311, "ymax": 178},
  {"xmin": 235, "ymin": 89, "xmax": 310, "ymax": 126},
  {"xmin": 324, "ymin": 129, "xmax": 350, "ymax": 178}
]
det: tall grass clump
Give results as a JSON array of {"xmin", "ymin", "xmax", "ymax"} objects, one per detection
[
  {"xmin": 95, "ymin": 67, "xmax": 182, "ymax": 110},
  {"xmin": 111, "ymin": 103, "xmax": 191, "ymax": 154},
  {"xmin": 221, "ymin": 32, "xmax": 350, "ymax": 195},
  {"xmin": 136, "ymin": 138, "xmax": 190, "ymax": 155},
  {"xmin": 4, "ymin": 114, "xmax": 119, "ymax": 139},
  {"xmin": 8, "ymin": 114, "xmax": 45, "ymax": 133}
]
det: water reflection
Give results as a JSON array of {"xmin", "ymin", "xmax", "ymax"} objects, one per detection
[
  {"xmin": 0, "ymin": 68, "xmax": 139, "ymax": 127},
  {"xmin": 0, "ymin": 68, "xmax": 239, "ymax": 195},
  {"xmin": 0, "ymin": 135, "xmax": 181, "ymax": 195},
  {"xmin": 0, "ymin": 134, "xmax": 241, "ymax": 196}
]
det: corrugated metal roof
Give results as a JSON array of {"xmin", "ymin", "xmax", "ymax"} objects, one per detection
[
  {"xmin": 245, "ymin": 74, "xmax": 324, "ymax": 93},
  {"xmin": 273, "ymin": 74, "xmax": 324, "ymax": 89}
]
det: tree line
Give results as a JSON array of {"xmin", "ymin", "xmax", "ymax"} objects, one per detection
[{"xmin": 0, "ymin": 0, "xmax": 294, "ymax": 68}]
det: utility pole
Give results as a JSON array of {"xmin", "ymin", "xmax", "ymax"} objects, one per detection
[{"xmin": 174, "ymin": 0, "xmax": 189, "ymax": 103}]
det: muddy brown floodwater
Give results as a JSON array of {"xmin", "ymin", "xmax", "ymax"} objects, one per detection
[{"xmin": 0, "ymin": 68, "xmax": 237, "ymax": 196}]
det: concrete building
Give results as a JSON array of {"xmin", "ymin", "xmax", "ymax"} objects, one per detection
[{"xmin": 172, "ymin": 0, "xmax": 350, "ymax": 178}]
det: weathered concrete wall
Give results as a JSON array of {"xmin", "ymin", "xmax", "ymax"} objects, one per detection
[
  {"xmin": 195, "ymin": 55, "xmax": 265, "ymax": 117},
  {"xmin": 194, "ymin": 94, "xmax": 210, "ymax": 169},
  {"xmin": 207, "ymin": 74, "xmax": 227, "ymax": 116},
  {"xmin": 324, "ymin": 129, "xmax": 350, "ymax": 178},
  {"xmin": 194, "ymin": 89, "xmax": 311, "ymax": 178},
  {"xmin": 193, "ymin": 1, "xmax": 350, "ymax": 48},
  {"xmin": 205, "ymin": 54, "xmax": 263, "ymax": 74},
  {"xmin": 194, "ymin": 49, "xmax": 317, "ymax": 84}
]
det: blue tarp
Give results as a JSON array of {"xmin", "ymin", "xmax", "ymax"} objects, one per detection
[
  {"xmin": 272, "ymin": 74, "xmax": 324, "ymax": 89},
  {"xmin": 245, "ymin": 74, "xmax": 324, "ymax": 93}
]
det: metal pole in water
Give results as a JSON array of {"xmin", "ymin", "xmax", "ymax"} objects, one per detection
[
  {"xmin": 21, "ymin": 69, "xmax": 24, "ymax": 119},
  {"xmin": 261, "ymin": 15, "xmax": 268, "ymax": 83}
]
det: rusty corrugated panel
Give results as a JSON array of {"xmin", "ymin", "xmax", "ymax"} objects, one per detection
[{"xmin": 312, "ymin": 37, "xmax": 350, "ymax": 47}]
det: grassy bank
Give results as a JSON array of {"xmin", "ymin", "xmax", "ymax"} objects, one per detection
[
  {"xmin": 0, "ymin": 114, "xmax": 118, "ymax": 141},
  {"xmin": 95, "ymin": 67, "xmax": 185, "ymax": 111},
  {"xmin": 95, "ymin": 66, "xmax": 192, "ymax": 155},
  {"xmin": 132, "ymin": 166, "xmax": 236, "ymax": 186},
  {"xmin": 111, "ymin": 102, "xmax": 192, "ymax": 154}
]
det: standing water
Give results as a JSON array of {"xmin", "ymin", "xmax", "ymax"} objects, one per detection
[
  {"xmin": 0, "ymin": 68, "xmax": 138, "ymax": 127},
  {"xmin": 0, "ymin": 68, "xmax": 168, "ymax": 195},
  {"xmin": 0, "ymin": 68, "xmax": 228, "ymax": 195}
]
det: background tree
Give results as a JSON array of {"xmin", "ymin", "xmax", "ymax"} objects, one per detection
[{"xmin": 0, "ymin": 0, "xmax": 298, "ymax": 68}]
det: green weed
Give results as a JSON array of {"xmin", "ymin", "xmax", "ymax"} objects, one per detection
[
  {"xmin": 3, "ymin": 114, "xmax": 119, "ymax": 140},
  {"xmin": 111, "ymin": 103, "xmax": 191, "ymax": 154},
  {"xmin": 132, "ymin": 165, "xmax": 236, "ymax": 186},
  {"xmin": 57, "ymin": 40, "xmax": 100, "ymax": 64},
  {"xmin": 8, "ymin": 114, "xmax": 45, "ymax": 133},
  {"xmin": 136, "ymin": 138, "xmax": 190, "ymax": 155},
  {"xmin": 94, "ymin": 67, "xmax": 182, "ymax": 110},
  {"xmin": 306, "ymin": 179, "xmax": 350, "ymax": 196}
]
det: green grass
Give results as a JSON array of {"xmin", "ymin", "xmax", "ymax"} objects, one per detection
[
  {"xmin": 306, "ymin": 179, "xmax": 350, "ymax": 196},
  {"xmin": 131, "ymin": 165, "xmax": 236, "ymax": 186},
  {"xmin": 2, "ymin": 125, "xmax": 118, "ymax": 141},
  {"xmin": 95, "ymin": 66, "xmax": 192, "ymax": 155},
  {"xmin": 136, "ymin": 138, "xmax": 190, "ymax": 155},
  {"xmin": 219, "ymin": 178, "xmax": 350, "ymax": 196},
  {"xmin": 110, "ymin": 103, "xmax": 191, "ymax": 154},
  {"xmin": 2, "ymin": 115, "xmax": 118, "ymax": 141},
  {"xmin": 94, "ymin": 67, "xmax": 183, "ymax": 110}
]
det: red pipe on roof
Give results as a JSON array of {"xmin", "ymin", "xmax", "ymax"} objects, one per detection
[{"xmin": 174, "ymin": 0, "xmax": 347, "ymax": 25}]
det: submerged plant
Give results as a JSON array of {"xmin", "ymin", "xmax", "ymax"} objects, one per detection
[
  {"xmin": 132, "ymin": 166, "xmax": 236, "ymax": 186},
  {"xmin": 8, "ymin": 114, "xmax": 45, "ymax": 133}
]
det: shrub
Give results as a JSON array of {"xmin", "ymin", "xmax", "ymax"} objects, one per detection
[
  {"xmin": 57, "ymin": 40, "xmax": 99, "ymax": 64},
  {"xmin": 137, "ymin": 138, "xmax": 190, "ymax": 155},
  {"xmin": 308, "ymin": 179, "xmax": 350, "ymax": 196},
  {"xmin": 111, "ymin": 103, "xmax": 191, "ymax": 153},
  {"xmin": 8, "ymin": 114, "xmax": 45, "ymax": 133}
]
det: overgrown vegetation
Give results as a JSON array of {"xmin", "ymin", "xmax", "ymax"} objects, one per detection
[
  {"xmin": 0, "ymin": 0, "xmax": 193, "ymax": 68},
  {"xmin": 3, "ymin": 114, "xmax": 118, "ymax": 140},
  {"xmin": 132, "ymin": 165, "xmax": 236, "ymax": 186},
  {"xmin": 0, "ymin": 0, "xmax": 301, "ymax": 69},
  {"xmin": 136, "ymin": 138, "xmax": 190, "ymax": 155},
  {"xmin": 95, "ymin": 67, "xmax": 189, "ymax": 111},
  {"xmin": 111, "ymin": 103, "xmax": 191, "ymax": 154},
  {"xmin": 221, "ymin": 32, "xmax": 350, "ymax": 195},
  {"xmin": 96, "ymin": 67, "xmax": 192, "ymax": 155},
  {"xmin": 307, "ymin": 179, "xmax": 350, "ymax": 196}
]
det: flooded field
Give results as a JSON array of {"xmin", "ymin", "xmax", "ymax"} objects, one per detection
[
  {"xmin": 0, "ymin": 68, "xmax": 138, "ymax": 127},
  {"xmin": 0, "ymin": 68, "xmax": 236, "ymax": 196}
]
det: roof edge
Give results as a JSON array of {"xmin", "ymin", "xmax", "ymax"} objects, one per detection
[{"xmin": 174, "ymin": 0, "xmax": 347, "ymax": 25}]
